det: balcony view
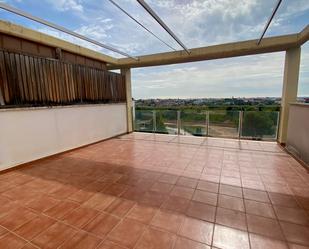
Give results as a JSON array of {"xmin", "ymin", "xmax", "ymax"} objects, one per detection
[{"xmin": 0, "ymin": 0, "xmax": 308, "ymax": 249}]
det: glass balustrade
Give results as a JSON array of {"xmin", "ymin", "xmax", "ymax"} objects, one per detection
[{"xmin": 133, "ymin": 109, "xmax": 280, "ymax": 141}]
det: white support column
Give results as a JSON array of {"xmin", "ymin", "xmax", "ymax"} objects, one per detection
[
  {"xmin": 121, "ymin": 68, "xmax": 133, "ymax": 133},
  {"xmin": 278, "ymin": 47, "xmax": 301, "ymax": 144}
]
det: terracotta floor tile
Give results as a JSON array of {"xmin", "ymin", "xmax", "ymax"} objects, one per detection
[
  {"xmin": 96, "ymin": 240, "xmax": 128, "ymax": 249},
  {"xmin": 186, "ymin": 201, "xmax": 216, "ymax": 222},
  {"xmin": 102, "ymin": 183, "xmax": 128, "ymax": 197},
  {"xmin": 176, "ymin": 177, "xmax": 198, "ymax": 189},
  {"xmin": 0, "ymin": 225, "xmax": 8, "ymax": 237},
  {"xmin": 68, "ymin": 189, "xmax": 95, "ymax": 204},
  {"xmin": 120, "ymin": 187, "xmax": 146, "ymax": 202},
  {"xmin": 105, "ymin": 198, "xmax": 135, "ymax": 218},
  {"xmin": 0, "ymin": 206, "xmax": 37, "ymax": 231},
  {"xmin": 243, "ymin": 189, "xmax": 270, "ymax": 203},
  {"xmin": 200, "ymin": 174, "xmax": 220, "ymax": 184},
  {"xmin": 117, "ymin": 175, "xmax": 140, "ymax": 186},
  {"xmin": 61, "ymin": 206, "xmax": 100, "ymax": 228},
  {"xmin": 173, "ymin": 237, "xmax": 210, "ymax": 249},
  {"xmin": 244, "ymin": 199, "xmax": 275, "ymax": 218},
  {"xmin": 170, "ymin": 186, "xmax": 194, "ymax": 199},
  {"xmin": 249, "ymin": 233, "xmax": 289, "ymax": 249},
  {"xmin": 49, "ymin": 184, "xmax": 78, "ymax": 200},
  {"xmin": 0, "ymin": 232, "xmax": 27, "ymax": 249},
  {"xmin": 274, "ymin": 206, "xmax": 309, "ymax": 225},
  {"xmin": 44, "ymin": 200, "xmax": 79, "ymax": 219},
  {"xmin": 1, "ymin": 187, "xmax": 36, "ymax": 203},
  {"xmin": 213, "ymin": 224, "xmax": 250, "ymax": 249},
  {"xmin": 139, "ymin": 191, "xmax": 168, "ymax": 208},
  {"xmin": 83, "ymin": 213, "xmax": 120, "ymax": 238},
  {"xmin": 150, "ymin": 210, "xmax": 184, "ymax": 233},
  {"xmin": 83, "ymin": 193, "xmax": 115, "ymax": 211},
  {"xmin": 219, "ymin": 184, "xmax": 243, "ymax": 198},
  {"xmin": 192, "ymin": 190, "xmax": 218, "ymax": 206},
  {"xmin": 150, "ymin": 182, "xmax": 173, "ymax": 194},
  {"xmin": 135, "ymin": 179, "xmax": 157, "ymax": 191},
  {"xmin": 296, "ymin": 197, "xmax": 309, "ymax": 210},
  {"xmin": 220, "ymin": 176, "xmax": 242, "ymax": 187},
  {"xmin": 99, "ymin": 173, "xmax": 123, "ymax": 183},
  {"xmin": 32, "ymin": 221, "xmax": 77, "ymax": 249},
  {"xmin": 288, "ymin": 243, "xmax": 309, "ymax": 249},
  {"xmin": 162, "ymin": 196, "xmax": 190, "ymax": 213},
  {"xmin": 58, "ymin": 230, "xmax": 102, "ymax": 249},
  {"xmin": 280, "ymin": 221, "xmax": 309, "ymax": 245},
  {"xmin": 179, "ymin": 217, "xmax": 213, "ymax": 245},
  {"xmin": 158, "ymin": 174, "xmax": 179, "ymax": 185},
  {"xmin": 197, "ymin": 180, "xmax": 219, "ymax": 193},
  {"xmin": 246, "ymin": 214, "xmax": 284, "ymax": 240},
  {"xmin": 108, "ymin": 218, "xmax": 146, "ymax": 248},
  {"xmin": 143, "ymin": 171, "xmax": 162, "ymax": 180},
  {"xmin": 84, "ymin": 181, "xmax": 110, "ymax": 192},
  {"xmin": 216, "ymin": 207, "xmax": 247, "ymax": 231},
  {"xmin": 126, "ymin": 204, "xmax": 157, "ymax": 224},
  {"xmin": 21, "ymin": 243, "xmax": 39, "ymax": 249},
  {"xmin": 25, "ymin": 195, "xmax": 60, "ymax": 212},
  {"xmin": 268, "ymin": 192, "xmax": 300, "ymax": 208},
  {"xmin": 218, "ymin": 195, "xmax": 245, "ymax": 212},
  {"xmin": 135, "ymin": 227, "xmax": 176, "ymax": 249},
  {"xmin": 14, "ymin": 214, "xmax": 56, "ymax": 241}
]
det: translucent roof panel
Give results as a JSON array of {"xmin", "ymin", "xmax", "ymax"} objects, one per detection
[{"xmin": 0, "ymin": 0, "xmax": 308, "ymax": 58}]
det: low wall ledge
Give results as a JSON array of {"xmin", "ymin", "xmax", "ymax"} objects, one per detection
[
  {"xmin": 0, "ymin": 102, "xmax": 126, "ymax": 112},
  {"xmin": 289, "ymin": 102, "xmax": 309, "ymax": 108}
]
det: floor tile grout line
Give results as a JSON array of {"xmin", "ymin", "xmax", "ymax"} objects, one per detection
[
  {"xmin": 242, "ymin": 180, "xmax": 253, "ymax": 249},
  {"xmin": 210, "ymin": 157, "xmax": 223, "ymax": 248}
]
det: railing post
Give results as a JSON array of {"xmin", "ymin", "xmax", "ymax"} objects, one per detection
[
  {"xmin": 275, "ymin": 111, "xmax": 280, "ymax": 140},
  {"xmin": 206, "ymin": 111, "xmax": 209, "ymax": 136},
  {"xmin": 153, "ymin": 110, "xmax": 156, "ymax": 133},
  {"xmin": 238, "ymin": 111, "xmax": 243, "ymax": 139},
  {"xmin": 177, "ymin": 110, "xmax": 181, "ymax": 135}
]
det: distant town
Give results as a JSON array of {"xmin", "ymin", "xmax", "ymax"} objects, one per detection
[{"xmin": 135, "ymin": 96, "xmax": 309, "ymax": 109}]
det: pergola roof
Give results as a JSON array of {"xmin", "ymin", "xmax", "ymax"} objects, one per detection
[{"xmin": 0, "ymin": 1, "xmax": 308, "ymax": 70}]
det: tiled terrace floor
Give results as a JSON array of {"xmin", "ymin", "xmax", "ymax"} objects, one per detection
[{"xmin": 0, "ymin": 132, "xmax": 309, "ymax": 249}]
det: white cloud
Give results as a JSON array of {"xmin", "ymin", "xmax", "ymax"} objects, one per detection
[{"xmin": 46, "ymin": 0, "xmax": 84, "ymax": 12}]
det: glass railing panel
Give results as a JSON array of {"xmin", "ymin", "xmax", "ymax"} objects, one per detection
[
  {"xmin": 208, "ymin": 111, "xmax": 240, "ymax": 138},
  {"xmin": 180, "ymin": 110, "xmax": 207, "ymax": 136},
  {"xmin": 241, "ymin": 111, "xmax": 279, "ymax": 140},
  {"xmin": 154, "ymin": 110, "xmax": 178, "ymax": 134},
  {"xmin": 134, "ymin": 109, "xmax": 154, "ymax": 133}
]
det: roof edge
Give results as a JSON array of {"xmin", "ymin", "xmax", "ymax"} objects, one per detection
[{"xmin": 0, "ymin": 20, "xmax": 119, "ymax": 65}]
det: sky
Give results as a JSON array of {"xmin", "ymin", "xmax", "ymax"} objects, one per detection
[{"xmin": 0, "ymin": 0, "xmax": 308, "ymax": 99}]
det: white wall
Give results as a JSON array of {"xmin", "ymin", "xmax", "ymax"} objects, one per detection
[
  {"xmin": 0, "ymin": 104, "xmax": 127, "ymax": 171},
  {"xmin": 286, "ymin": 103, "xmax": 309, "ymax": 166}
]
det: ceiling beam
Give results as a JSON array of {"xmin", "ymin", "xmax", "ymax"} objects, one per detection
[{"xmin": 107, "ymin": 25, "xmax": 309, "ymax": 69}]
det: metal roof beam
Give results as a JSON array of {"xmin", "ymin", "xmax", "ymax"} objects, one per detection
[
  {"xmin": 108, "ymin": 0, "xmax": 176, "ymax": 51},
  {"xmin": 136, "ymin": 0, "xmax": 190, "ymax": 54},
  {"xmin": 257, "ymin": 0, "xmax": 283, "ymax": 45},
  {"xmin": 0, "ymin": 3, "xmax": 138, "ymax": 60}
]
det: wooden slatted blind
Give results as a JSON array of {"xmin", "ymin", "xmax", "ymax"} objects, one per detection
[{"xmin": 0, "ymin": 50, "xmax": 126, "ymax": 106}]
